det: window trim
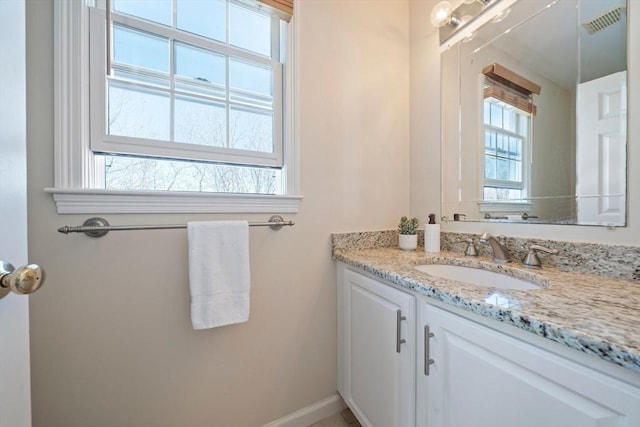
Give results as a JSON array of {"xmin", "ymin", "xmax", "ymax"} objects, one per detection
[
  {"xmin": 477, "ymin": 200, "xmax": 533, "ymax": 214},
  {"xmin": 49, "ymin": 0, "xmax": 301, "ymax": 214},
  {"xmin": 480, "ymin": 96, "xmax": 531, "ymax": 208},
  {"xmin": 44, "ymin": 188, "xmax": 303, "ymax": 214}
]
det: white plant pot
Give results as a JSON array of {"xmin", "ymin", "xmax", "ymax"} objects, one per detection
[{"xmin": 399, "ymin": 234, "xmax": 418, "ymax": 251}]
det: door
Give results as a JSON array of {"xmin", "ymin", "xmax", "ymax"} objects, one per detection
[
  {"xmin": 576, "ymin": 71, "xmax": 627, "ymax": 226},
  {"xmin": 0, "ymin": 0, "xmax": 32, "ymax": 426},
  {"xmin": 338, "ymin": 267, "xmax": 415, "ymax": 427},
  {"xmin": 424, "ymin": 304, "xmax": 639, "ymax": 427}
]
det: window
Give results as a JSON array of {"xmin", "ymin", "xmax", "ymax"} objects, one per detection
[
  {"xmin": 482, "ymin": 97, "xmax": 529, "ymax": 201},
  {"xmin": 50, "ymin": 0, "xmax": 300, "ymax": 214},
  {"xmin": 480, "ymin": 64, "xmax": 539, "ymax": 207}
]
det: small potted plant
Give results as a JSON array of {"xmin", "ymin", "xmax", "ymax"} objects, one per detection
[{"xmin": 398, "ymin": 216, "xmax": 419, "ymax": 251}]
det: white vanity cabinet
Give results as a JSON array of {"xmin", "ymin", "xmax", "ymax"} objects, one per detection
[
  {"xmin": 337, "ymin": 262, "xmax": 640, "ymax": 427},
  {"xmin": 417, "ymin": 302, "xmax": 640, "ymax": 427},
  {"xmin": 337, "ymin": 264, "xmax": 416, "ymax": 427}
]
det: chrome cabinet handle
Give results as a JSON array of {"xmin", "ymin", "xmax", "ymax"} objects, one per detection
[
  {"xmin": 424, "ymin": 325, "xmax": 435, "ymax": 375},
  {"xmin": 396, "ymin": 309, "xmax": 407, "ymax": 353},
  {"xmin": 0, "ymin": 261, "xmax": 45, "ymax": 299}
]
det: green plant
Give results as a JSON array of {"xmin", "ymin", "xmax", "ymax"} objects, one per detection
[{"xmin": 398, "ymin": 216, "xmax": 419, "ymax": 235}]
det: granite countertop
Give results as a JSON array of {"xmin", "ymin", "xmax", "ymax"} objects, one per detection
[{"xmin": 333, "ymin": 247, "xmax": 640, "ymax": 373}]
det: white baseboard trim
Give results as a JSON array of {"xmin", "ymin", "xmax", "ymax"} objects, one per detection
[{"xmin": 262, "ymin": 394, "xmax": 347, "ymax": 427}]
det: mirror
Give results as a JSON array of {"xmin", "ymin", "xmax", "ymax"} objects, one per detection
[{"xmin": 441, "ymin": 0, "xmax": 628, "ymax": 226}]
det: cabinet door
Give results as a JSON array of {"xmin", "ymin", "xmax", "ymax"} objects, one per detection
[
  {"xmin": 423, "ymin": 304, "xmax": 640, "ymax": 427},
  {"xmin": 339, "ymin": 268, "xmax": 415, "ymax": 427}
]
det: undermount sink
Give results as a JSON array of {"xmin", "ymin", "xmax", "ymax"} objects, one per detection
[{"xmin": 414, "ymin": 264, "xmax": 543, "ymax": 291}]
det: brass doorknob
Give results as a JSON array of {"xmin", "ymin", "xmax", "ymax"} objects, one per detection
[{"xmin": 0, "ymin": 261, "xmax": 45, "ymax": 299}]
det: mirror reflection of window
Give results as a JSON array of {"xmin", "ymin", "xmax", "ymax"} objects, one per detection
[
  {"xmin": 481, "ymin": 64, "xmax": 540, "ymax": 203},
  {"xmin": 482, "ymin": 96, "xmax": 529, "ymax": 202}
]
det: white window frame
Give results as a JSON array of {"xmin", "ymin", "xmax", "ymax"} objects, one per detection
[
  {"xmin": 47, "ymin": 0, "xmax": 301, "ymax": 214},
  {"xmin": 478, "ymin": 96, "xmax": 532, "ymax": 213}
]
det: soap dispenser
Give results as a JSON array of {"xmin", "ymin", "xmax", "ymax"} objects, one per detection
[{"xmin": 425, "ymin": 214, "xmax": 440, "ymax": 253}]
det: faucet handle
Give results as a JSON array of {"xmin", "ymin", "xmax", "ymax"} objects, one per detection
[
  {"xmin": 458, "ymin": 238, "xmax": 478, "ymax": 257},
  {"xmin": 453, "ymin": 213, "xmax": 466, "ymax": 221},
  {"xmin": 522, "ymin": 244, "xmax": 559, "ymax": 269}
]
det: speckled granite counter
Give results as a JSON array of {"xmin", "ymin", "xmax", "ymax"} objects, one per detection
[{"xmin": 333, "ymin": 244, "xmax": 640, "ymax": 373}]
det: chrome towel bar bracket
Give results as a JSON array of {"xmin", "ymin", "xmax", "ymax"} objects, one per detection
[{"xmin": 58, "ymin": 216, "xmax": 294, "ymax": 238}]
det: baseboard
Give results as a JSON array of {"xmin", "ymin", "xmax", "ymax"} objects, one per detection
[{"xmin": 262, "ymin": 394, "xmax": 347, "ymax": 427}]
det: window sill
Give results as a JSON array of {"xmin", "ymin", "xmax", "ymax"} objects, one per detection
[
  {"xmin": 45, "ymin": 188, "xmax": 303, "ymax": 214},
  {"xmin": 477, "ymin": 201, "xmax": 532, "ymax": 213}
]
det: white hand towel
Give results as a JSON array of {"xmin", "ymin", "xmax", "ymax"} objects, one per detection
[{"xmin": 187, "ymin": 221, "xmax": 250, "ymax": 330}]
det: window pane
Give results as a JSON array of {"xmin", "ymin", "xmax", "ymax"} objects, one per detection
[
  {"xmin": 518, "ymin": 115, "xmax": 529, "ymax": 136},
  {"xmin": 509, "ymin": 136, "xmax": 521, "ymax": 158},
  {"xmin": 485, "ymin": 131, "xmax": 496, "ymax": 153},
  {"xmin": 496, "ymin": 134, "xmax": 508, "ymax": 154},
  {"xmin": 507, "ymin": 189, "xmax": 523, "ymax": 199},
  {"xmin": 113, "ymin": 25, "xmax": 169, "ymax": 73},
  {"xmin": 175, "ymin": 42, "xmax": 226, "ymax": 86},
  {"xmin": 108, "ymin": 81, "xmax": 170, "ymax": 141},
  {"xmin": 102, "ymin": 155, "xmax": 279, "ymax": 194},
  {"xmin": 484, "ymin": 187, "xmax": 523, "ymax": 201},
  {"xmin": 230, "ymin": 108, "xmax": 273, "ymax": 152},
  {"xmin": 113, "ymin": 0, "xmax": 171, "ymax": 26},
  {"xmin": 230, "ymin": 59, "xmax": 272, "ymax": 97},
  {"xmin": 230, "ymin": 3, "xmax": 271, "ymax": 56},
  {"xmin": 490, "ymin": 103, "xmax": 502, "ymax": 127},
  {"xmin": 177, "ymin": 0, "xmax": 226, "ymax": 42},
  {"xmin": 509, "ymin": 160, "xmax": 522, "ymax": 182},
  {"xmin": 484, "ymin": 187, "xmax": 497, "ymax": 200},
  {"xmin": 175, "ymin": 96, "xmax": 226, "ymax": 147},
  {"xmin": 498, "ymin": 188, "xmax": 513, "ymax": 200},
  {"xmin": 496, "ymin": 157, "xmax": 510, "ymax": 180},
  {"xmin": 484, "ymin": 100, "xmax": 490, "ymax": 125},
  {"xmin": 485, "ymin": 156, "xmax": 496, "ymax": 179},
  {"xmin": 503, "ymin": 108, "xmax": 515, "ymax": 132}
]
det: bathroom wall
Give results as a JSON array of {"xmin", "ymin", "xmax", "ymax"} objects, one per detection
[
  {"xmin": 410, "ymin": 0, "xmax": 640, "ymax": 245},
  {"xmin": 25, "ymin": 1, "xmax": 410, "ymax": 426},
  {"xmin": 409, "ymin": 0, "xmax": 441, "ymax": 220}
]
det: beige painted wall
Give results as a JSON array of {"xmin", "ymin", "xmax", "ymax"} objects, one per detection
[
  {"xmin": 26, "ymin": 1, "xmax": 409, "ymax": 426},
  {"xmin": 410, "ymin": 0, "xmax": 442, "ymax": 221},
  {"xmin": 411, "ymin": 0, "xmax": 640, "ymax": 245}
]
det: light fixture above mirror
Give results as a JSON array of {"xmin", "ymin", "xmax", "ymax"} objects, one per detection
[
  {"xmin": 430, "ymin": 1, "xmax": 459, "ymax": 28},
  {"xmin": 431, "ymin": 0, "xmax": 504, "ymax": 45}
]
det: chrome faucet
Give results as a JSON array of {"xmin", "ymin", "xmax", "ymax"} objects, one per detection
[{"xmin": 479, "ymin": 232, "xmax": 509, "ymax": 264}]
